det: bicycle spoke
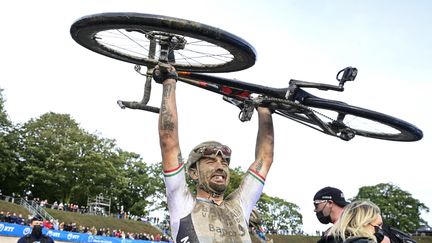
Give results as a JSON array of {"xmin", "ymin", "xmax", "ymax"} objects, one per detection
[{"xmin": 93, "ymin": 28, "xmax": 235, "ymax": 68}]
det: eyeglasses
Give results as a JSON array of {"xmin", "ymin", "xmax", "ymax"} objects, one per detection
[
  {"xmin": 369, "ymin": 223, "xmax": 383, "ymax": 229},
  {"xmin": 313, "ymin": 200, "xmax": 328, "ymax": 209},
  {"xmin": 195, "ymin": 145, "xmax": 231, "ymax": 164}
]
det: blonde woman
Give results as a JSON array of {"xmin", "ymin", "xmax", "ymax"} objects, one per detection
[{"xmin": 328, "ymin": 200, "xmax": 386, "ymax": 243}]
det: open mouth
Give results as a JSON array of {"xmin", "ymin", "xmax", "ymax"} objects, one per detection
[{"xmin": 211, "ymin": 174, "xmax": 226, "ymax": 183}]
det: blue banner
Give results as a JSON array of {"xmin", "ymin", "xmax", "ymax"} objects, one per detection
[{"xmin": 0, "ymin": 222, "xmax": 163, "ymax": 243}]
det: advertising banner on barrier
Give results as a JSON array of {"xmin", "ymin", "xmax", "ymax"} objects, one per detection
[{"xmin": 0, "ymin": 222, "xmax": 160, "ymax": 243}]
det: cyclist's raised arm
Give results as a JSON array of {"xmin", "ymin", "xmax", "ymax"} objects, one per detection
[
  {"xmin": 155, "ymin": 65, "xmax": 182, "ymax": 171},
  {"xmin": 249, "ymin": 107, "xmax": 274, "ymax": 178}
]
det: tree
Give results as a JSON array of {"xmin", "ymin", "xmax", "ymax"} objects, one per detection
[
  {"xmin": 18, "ymin": 112, "xmax": 123, "ymax": 204},
  {"xmin": 352, "ymin": 183, "xmax": 430, "ymax": 233},
  {"xmin": 0, "ymin": 88, "xmax": 21, "ymax": 195},
  {"xmin": 112, "ymin": 151, "xmax": 166, "ymax": 216},
  {"xmin": 257, "ymin": 194, "xmax": 303, "ymax": 234}
]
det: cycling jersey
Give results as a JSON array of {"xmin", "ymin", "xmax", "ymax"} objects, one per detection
[{"xmin": 163, "ymin": 163, "xmax": 265, "ymax": 243}]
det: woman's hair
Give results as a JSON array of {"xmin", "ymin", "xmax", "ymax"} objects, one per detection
[{"xmin": 328, "ymin": 199, "xmax": 381, "ymax": 242}]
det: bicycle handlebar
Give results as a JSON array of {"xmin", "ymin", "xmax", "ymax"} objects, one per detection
[{"xmin": 117, "ymin": 100, "xmax": 160, "ymax": 113}]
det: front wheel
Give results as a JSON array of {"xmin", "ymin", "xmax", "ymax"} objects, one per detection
[
  {"xmin": 275, "ymin": 97, "xmax": 423, "ymax": 142},
  {"xmin": 70, "ymin": 12, "xmax": 257, "ymax": 73}
]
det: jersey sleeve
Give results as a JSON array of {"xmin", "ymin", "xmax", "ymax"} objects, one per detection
[
  {"xmin": 229, "ymin": 168, "xmax": 265, "ymax": 223},
  {"xmin": 163, "ymin": 163, "xmax": 195, "ymax": 236}
]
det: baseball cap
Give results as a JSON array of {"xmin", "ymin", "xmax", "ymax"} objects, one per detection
[
  {"xmin": 313, "ymin": 186, "xmax": 350, "ymax": 207},
  {"xmin": 30, "ymin": 215, "xmax": 43, "ymax": 223}
]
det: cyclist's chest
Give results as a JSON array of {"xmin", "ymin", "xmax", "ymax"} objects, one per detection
[{"xmin": 189, "ymin": 200, "xmax": 250, "ymax": 242}]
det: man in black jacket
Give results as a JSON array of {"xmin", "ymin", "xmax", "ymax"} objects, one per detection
[
  {"xmin": 17, "ymin": 215, "xmax": 54, "ymax": 243},
  {"xmin": 313, "ymin": 187, "xmax": 392, "ymax": 243}
]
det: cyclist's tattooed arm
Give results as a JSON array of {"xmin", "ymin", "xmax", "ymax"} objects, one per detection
[
  {"xmin": 250, "ymin": 107, "xmax": 274, "ymax": 178},
  {"xmin": 157, "ymin": 65, "xmax": 182, "ymax": 171}
]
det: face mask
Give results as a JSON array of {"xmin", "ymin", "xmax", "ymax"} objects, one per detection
[
  {"xmin": 373, "ymin": 226, "xmax": 385, "ymax": 243},
  {"xmin": 316, "ymin": 210, "xmax": 332, "ymax": 224},
  {"xmin": 32, "ymin": 225, "xmax": 43, "ymax": 238}
]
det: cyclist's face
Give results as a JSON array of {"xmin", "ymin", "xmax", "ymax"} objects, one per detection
[{"xmin": 198, "ymin": 155, "xmax": 230, "ymax": 193}]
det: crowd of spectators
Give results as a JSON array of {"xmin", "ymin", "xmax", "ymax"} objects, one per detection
[
  {"xmin": 1, "ymin": 209, "xmax": 172, "ymax": 242},
  {"xmin": 1, "ymin": 196, "xmax": 172, "ymax": 243}
]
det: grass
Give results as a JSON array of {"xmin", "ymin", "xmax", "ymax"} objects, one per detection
[
  {"xmin": 0, "ymin": 200, "xmax": 163, "ymax": 236},
  {"xmin": 2, "ymin": 200, "xmax": 432, "ymax": 243}
]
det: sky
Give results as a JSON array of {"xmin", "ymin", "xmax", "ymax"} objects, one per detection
[{"xmin": 1, "ymin": 0, "xmax": 431, "ymax": 235}]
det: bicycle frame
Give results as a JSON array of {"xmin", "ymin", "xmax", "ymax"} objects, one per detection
[
  {"xmin": 117, "ymin": 65, "xmax": 360, "ymax": 140},
  {"xmin": 71, "ymin": 12, "xmax": 422, "ymax": 142},
  {"xmin": 176, "ymin": 71, "xmax": 355, "ymax": 139}
]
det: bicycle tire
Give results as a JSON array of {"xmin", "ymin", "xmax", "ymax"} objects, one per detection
[
  {"xmin": 70, "ymin": 12, "xmax": 256, "ymax": 73},
  {"xmin": 280, "ymin": 97, "xmax": 423, "ymax": 141}
]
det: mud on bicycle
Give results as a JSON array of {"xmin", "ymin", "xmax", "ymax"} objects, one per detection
[{"xmin": 70, "ymin": 12, "xmax": 423, "ymax": 142}]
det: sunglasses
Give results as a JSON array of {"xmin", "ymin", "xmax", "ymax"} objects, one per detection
[
  {"xmin": 313, "ymin": 200, "xmax": 328, "ymax": 208},
  {"xmin": 195, "ymin": 145, "xmax": 232, "ymax": 164}
]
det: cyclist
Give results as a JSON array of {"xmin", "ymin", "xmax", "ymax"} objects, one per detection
[{"xmin": 153, "ymin": 64, "xmax": 274, "ymax": 243}]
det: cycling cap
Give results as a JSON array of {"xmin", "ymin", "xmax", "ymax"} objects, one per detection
[{"xmin": 186, "ymin": 141, "xmax": 231, "ymax": 171}]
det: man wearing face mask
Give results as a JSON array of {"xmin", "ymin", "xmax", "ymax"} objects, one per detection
[
  {"xmin": 17, "ymin": 215, "xmax": 55, "ymax": 243},
  {"xmin": 313, "ymin": 187, "xmax": 391, "ymax": 243},
  {"xmin": 313, "ymin": 186, "xmax": 350, "ymax": 242}
]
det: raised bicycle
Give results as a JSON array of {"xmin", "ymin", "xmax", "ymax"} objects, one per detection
[{"xmin": 70, "ymin": 12, "xmax": 423, "ymax": 142}]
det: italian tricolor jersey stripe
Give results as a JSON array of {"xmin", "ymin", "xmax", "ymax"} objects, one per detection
[
  {"xmin": 163, "ymin": 163, "xmax": 185, "ymax": 177},
  {"xmin": 248, "ymin": 169, "xmax": 266, "ymax": 185}
]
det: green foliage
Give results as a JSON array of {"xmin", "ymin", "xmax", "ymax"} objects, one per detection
[
  {"xmin": 0, "ymin": 89, "xmax": 21, "ymax": 195},
  {"xmin": 2, "ymin": 87, "xmax": 429, "ymax": 236},
  {"xmin": 257, "ymin": 193, "xmax": 303, "ymax": 233},
  {"xmin": 352, "ymin": 183, "xmax": 430, "ymax": 233},
  {"xmin": 115, "ymin": 156, "xmax": 166, "ymax": 216},
  {"xmin": 18, "ymin": 112, "xmax": 120, "ymax": 204},
  {"xmin": 226, "ymin": 166, "xmax": 246, "ymax": 195},
  {"xmin": 3, "ymin": 110, "xmax": 165, "ymax": 217}
]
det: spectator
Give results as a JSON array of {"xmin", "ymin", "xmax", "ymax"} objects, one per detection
[
  {"xmin": 9, "ymin": 212, "xmax": 18, "ymax": 224},
  {"xmin": 16, "ymin": 214, "xmax": 24, "ymax": 225},
  {"xmin": 0, "ymin": 211, "xmax": 5, "ymax": 222},
  {"xmin": 17, "ymin": 215, "xmax": 55, "ymax": 243},
  {"xmin": 52, "ymin": 201, "xmax": 58, "ymax": 209},
  {"xmin": 313, "ymin": 187, "xmax": 391, "ymax": 243},
  {"xmin": 328, "ymin": 200, "xmax": 385, "ymax": 242}
]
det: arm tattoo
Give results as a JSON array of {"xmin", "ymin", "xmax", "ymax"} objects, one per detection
[
  {"xmin": 160, "ymin": 84, "xmax": 175, "ymax": 131},
  {"xmin": 254, "ymin": 159, "xmax": 264, "ymax": 173},
  {"xmin": 177, "ymin": 152, "xmax": 183, "ymax": 164}
]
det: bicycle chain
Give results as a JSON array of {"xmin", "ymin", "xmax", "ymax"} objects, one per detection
[{"xmin": 260, "ymin": 97, "xmax": 336, "ymax": 122}]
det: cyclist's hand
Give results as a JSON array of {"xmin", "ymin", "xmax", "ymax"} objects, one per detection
[
  {"xmin": 254, "ymin": 95, "xmax": 275, "ymax": 114},
  {"xmin": 257, "ymin": 106, "xmax": 273, "ymax": 115},
  {"xmin": 153, "ymin": 64, "xmax": 178, "ymax": 84}
]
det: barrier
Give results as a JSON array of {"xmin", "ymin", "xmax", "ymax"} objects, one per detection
[{"xmin": 0, "ymin": 222, "xmax": 161, "ymax": 243}]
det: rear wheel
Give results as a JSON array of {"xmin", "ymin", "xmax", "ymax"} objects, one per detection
[
  {"xmin": 275, "ymin": 97, "xmax": 423, "ymax": 141},
  {"xmin": 70, "ymin": 12, "xmax": 257, "ymax": 72}
]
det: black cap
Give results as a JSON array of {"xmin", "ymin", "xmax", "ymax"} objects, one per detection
[
  {"xmin": 30, "ymin": 215, "xmax": 43, "ymax": 223},
  {"xmin": 314, "ymin": 186, "xmax": 350, "ymax": 207}
]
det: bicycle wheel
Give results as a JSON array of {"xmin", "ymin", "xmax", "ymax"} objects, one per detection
[
  {"xmin": 276, "ymin": 97, "xmax": 423, "ymax": 141},
  {"xmin": 70, "ymin": 12, "xmax": 256, "ymax": 73}
]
